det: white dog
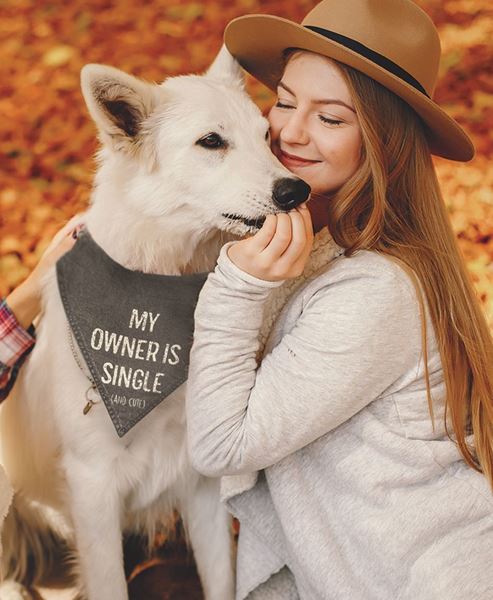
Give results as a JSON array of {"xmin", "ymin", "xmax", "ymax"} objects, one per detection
[{"xmin": 0, "ymin": 47, "xmax": 310, "ymax": 600}]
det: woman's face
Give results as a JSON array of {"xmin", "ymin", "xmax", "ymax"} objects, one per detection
[{"xmin": 268, "ymin": 52, "xmax": 362, "ymax": 197}]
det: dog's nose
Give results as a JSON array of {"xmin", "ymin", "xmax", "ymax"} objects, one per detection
[{"xmin": 272, "ymin": 178, "xmax": 311, "ymax": 211}]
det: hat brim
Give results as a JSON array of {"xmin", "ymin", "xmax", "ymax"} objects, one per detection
[{"xmin": 224, "ymin": 15, "xmax": 475, "ymax": 162}]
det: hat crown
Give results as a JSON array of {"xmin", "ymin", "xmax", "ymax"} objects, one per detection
[{"xmin": 302, "ymin": 0, "xmax": 441, "ymax": 97}]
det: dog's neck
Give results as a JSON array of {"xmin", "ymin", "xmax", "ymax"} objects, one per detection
[{"xmin": 84, "ymin": 199, "xmax": 233, "ymax": 276}]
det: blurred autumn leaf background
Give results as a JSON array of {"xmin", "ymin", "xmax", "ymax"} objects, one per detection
[
  {"xmin": 0, "ymin": 1, "xmax": 492, "ymax": 598},
  {"xmin": 0, "ymin": 0, "xmax": 492, "ymax": 329}
]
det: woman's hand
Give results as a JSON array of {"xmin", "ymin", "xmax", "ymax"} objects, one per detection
[
  {"xmin": 6, "ymin": 216, "xmax": 85, "ymax": 329},
  {"xmin": 227, "ymin": 203, "xmax": 314, "ymax": 281}
]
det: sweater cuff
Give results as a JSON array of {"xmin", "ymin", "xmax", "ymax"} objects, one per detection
[{"xmin": 217, "ymin": 241, "xmax": 286, "ymax": 290}]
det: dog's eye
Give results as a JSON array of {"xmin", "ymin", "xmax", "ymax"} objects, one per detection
[
  {"xmin": 265, "ymin": 130, "xmax": 271, "ymax": 144},
  {"xmin": 197, "ymin": 133, "xmax": 227, "ymax": 150}
]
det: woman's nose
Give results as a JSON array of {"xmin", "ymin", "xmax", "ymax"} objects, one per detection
[{"xmin": 279, "ymin": 109, "xmax": 310, "ymax": 146}]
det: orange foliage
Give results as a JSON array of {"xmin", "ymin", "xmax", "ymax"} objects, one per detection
[{"xmin": 0, "ymin": 0, "xmax": 492, "ymax": 326}]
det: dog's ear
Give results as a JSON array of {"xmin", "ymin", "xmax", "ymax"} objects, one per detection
[
  {"xmin": 81, "ymin": 64, "xmax": 160, "ymax": 161},
  {"xmin": 205, "ymin": 45, "xmax": 245, "ymax": 89}
]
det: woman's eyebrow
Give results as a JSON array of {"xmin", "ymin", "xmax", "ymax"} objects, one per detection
[{"xmin": 278, "ymin": 81, "xmax": 356, "ymax": 113}]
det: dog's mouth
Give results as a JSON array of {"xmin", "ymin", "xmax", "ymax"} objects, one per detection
[{"xmin": 222, "ymin": 213, "xmax": 266, "ymax": 230}]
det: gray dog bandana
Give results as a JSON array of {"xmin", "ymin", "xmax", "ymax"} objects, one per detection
[{"xmin": 56, "ymin": 229, "xmax": 209, "ymax": 437}]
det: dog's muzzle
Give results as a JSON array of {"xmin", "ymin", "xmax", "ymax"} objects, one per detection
[{"xmin": 222, "ymin": 177, "xmax": 311, "ymax": 231}]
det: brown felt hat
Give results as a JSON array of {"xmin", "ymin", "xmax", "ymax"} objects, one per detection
[{"xmin": 224, "ymin": 0, "xmax": 475, "ymax": 162}]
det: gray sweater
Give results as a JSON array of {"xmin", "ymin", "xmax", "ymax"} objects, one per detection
[{"xmin": 186, "ymin": 239, "xmax": 493, "ymax": 600}]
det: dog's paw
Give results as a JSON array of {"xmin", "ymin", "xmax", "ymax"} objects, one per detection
[{"xmin": 0, "ymin": 581, "xmax": 33, "ymax": 600}]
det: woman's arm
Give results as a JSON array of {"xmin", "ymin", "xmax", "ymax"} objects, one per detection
[
  {"xmin": 186, "ymin": 243, "xmax": 422, "ymax": 477},
  {"xmin": 0, "ymin": 217, "xmax": 84, "ymax": 401},
  {"xmin": 5, "ymin": 218, "xmax": 84, "ymax": 329}
]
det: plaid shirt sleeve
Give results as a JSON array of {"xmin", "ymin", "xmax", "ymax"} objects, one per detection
[{"xmin": 0, "ymin": 299, "xmax": 36, "ymax": 403}]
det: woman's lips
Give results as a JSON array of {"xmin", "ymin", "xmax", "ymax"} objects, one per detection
[{"xmin": 278, "ymin": 149, "xmax": 322, "ymax": 168}]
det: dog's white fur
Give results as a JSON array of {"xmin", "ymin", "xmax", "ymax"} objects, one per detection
[{"xmin": 0, "ymin": 47, "xmax": 307, "ymax": 599}]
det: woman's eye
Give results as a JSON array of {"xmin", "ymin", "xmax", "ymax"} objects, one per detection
[
  {"xmin": 275, "ymin": 101, "xmax": 294, "ymax": 109},
  {"xmin": 196, "ymin": 133, "xmax": 227, "ymax": 149},
  {"xmin": 319, "ymin": 115, "xmax": 344, "ymax": 126}
]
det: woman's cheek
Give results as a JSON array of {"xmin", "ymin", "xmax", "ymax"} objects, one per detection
[
  {"xmin": 267, "ymin": 110, "xmax": 282, "ymax": 145},
  {"xmin": 329, "ymin": 131, "xmax": 360, "ymax": 171}
]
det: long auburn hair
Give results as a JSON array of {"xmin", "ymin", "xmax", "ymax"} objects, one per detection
[{"xmin": 283, "ymin": 49, "xmax": 493, "ymax": 491}]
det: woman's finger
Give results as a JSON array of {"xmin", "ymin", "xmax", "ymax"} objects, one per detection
[
  {"xmin": 248, "ymin": 214, "xmax": 278, "ymax": 252},
  {"xmin": 36, "ymin": 233, "xmax": 77, "ymax": 273},
  {"xmin": 299, "ymin": 203, "xmax": 314, "ymax": 241},
  {"xmin": 261, "ymin": 212, "xmax": 292, "ymax": 259},
  {"xmin": 44, "ymin": 213, "xmax": 86, "ymax": 253},
  {"xmin": 276, "ymin": 209, "xmax": 309, "ymax": 266},
  {"xmin": 298, "ymin": 203, "xmax": 315, "ymax": 261}
]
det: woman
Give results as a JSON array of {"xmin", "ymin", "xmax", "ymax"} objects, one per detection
[{"xmin": 186, "ymin": 0, "xmax": 493, "ymax": 599}]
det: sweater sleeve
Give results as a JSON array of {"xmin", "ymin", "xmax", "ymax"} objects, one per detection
[{"xmin": 186, "ymin": 243, "xmax": 423, "ymax": 477}]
